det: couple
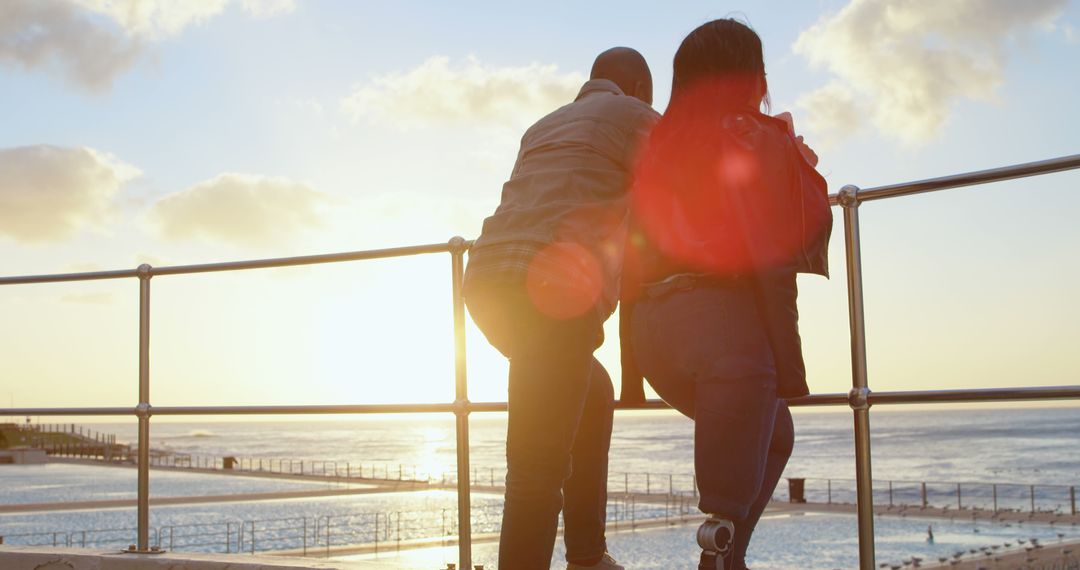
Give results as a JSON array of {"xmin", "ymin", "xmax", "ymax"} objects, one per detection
[{"xmin": 464, "ymin": 19, "xmax": 832, "ymax": 570}]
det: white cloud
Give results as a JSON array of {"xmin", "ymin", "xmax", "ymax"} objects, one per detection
[
  {"xmin": 150, "ymin": 173, "xmax": 328, "ymax": 248},
  {"xmin": 0, "ymin": 0, "xmax": 296, "ymax": 91},
  {"xmin": 341, "ymin": 56, "xmax": 586, "ymax": 128},
  {"xmin": 793, "ymin": 0, "xmax": 1068, "ymax": 144},
  {"xmin": 240, "ymin": 0, "xmax": 296, "ymax": 18},
  {"xmin": 0, "ymin": 0, "xmax": 142, "ymax": 91},
  {"xmin": 795, "ymin": 82, "xmax": 863, "ymax": 146},
  {"xmin": 74, "ymin": 0, "xmax": 296, "ymax": 39},
  {"xmin": 0, "ymin": 145, "xmax": 140, "ymax": 243}
]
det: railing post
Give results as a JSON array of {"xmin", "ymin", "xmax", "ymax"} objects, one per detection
[
  {"xmin": 1030, "ymin": 484, "xmax": 1036, "ymax": 513},
  {"xmin": 839, "ymin": 185, "xmax": 876, "ymax": 570},
  {"xmin": 993, "ymin": 484, "xmax": 998, "ymax": 513},
  {"xmin": 1071, "ymin": 486, "xmax": 1076, "ymax": 516},
  {"xmin": 449, "ymin": 236, "xmax": 473, "ymax": 570},
  {"xmin": 888, "ymin": 480, "xmax": 893, "ymax": 507},
  {"xmin": 921, "ymin": 482, "xmax": 928, "ymax": 508},
  {"xmin": 136, "ymin": 264, "xmax": 153, "ymax": 553}
]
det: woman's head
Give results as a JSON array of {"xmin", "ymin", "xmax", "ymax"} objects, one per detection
[{"xmin": 671, "ymin": 18, "xmax": 768, "ymax": 110}]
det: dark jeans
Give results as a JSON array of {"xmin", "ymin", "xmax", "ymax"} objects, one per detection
[
  {"xmin": 464, "ymin": 278, "xmax": 614, "ymax": 569},
  {"xmin": 630, "ymin": 281, "xmax": 795, "ymax": 569}
]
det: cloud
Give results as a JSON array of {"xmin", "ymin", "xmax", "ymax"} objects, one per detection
[
  {"xmin": 239, "ymin": 0, "xmax": 297, "ymax": 18},
  {"xmin": 150, "ymin": 173, "xmax": 328, "ymax": 248},
  {"xmin": 0, "ymin": 145, "xmax": 140, "ymax": 243},
  {"xmin": 0, "ymin": 0, "xmax": 143, "ymax": 91},
  {"xmin": 793, "ymin": 0, "xmax": 1068, "ymax": 144},
  {"xmin": 73, "ymin": 0, "xmax": 296, "ymax": 39},
  {"xmin": 795, "ymin": 82, "xmax": 863, "ymax": 146},
  {"xmin": 341, "ymin": 56, "xmax": 586, "ymax": 128},
  {"xmin": 0, "ymin": 0, "xmax": 296, "ymax": 91}
]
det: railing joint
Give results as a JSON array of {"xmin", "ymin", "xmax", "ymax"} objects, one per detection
[
  {"xmin": 135, "ymin": 402, "xmax": 152, "ymax": 418},
  {"xmin": 447, "ymin": 236, "xmax": 469, "ymax": 255},
  {"xmin": 848, "ymin": 387, "xmax": 872, "ymax": 411},
  {"xmin": 137, "ymin": 263, "xmax": 153, "ymax": 280},
  {"xmin": 451, "ymin": 398, "xmax": 472, "ymax": 417},
  {"xmin": 838, "ymin": 184, "xmax": 861, "ymax": 208}
]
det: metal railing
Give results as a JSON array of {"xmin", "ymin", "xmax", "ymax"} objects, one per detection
[
  {"xmin": 0, "ymin": 495, "xmax": 700, "ymax": 556},
  {"xmin": 2, "ymin": 153, "xmax": 1080, "ymax": 569},
  {"xmin": 794, "ymin": 477, "xmax": 1079, "ymax": 516}
]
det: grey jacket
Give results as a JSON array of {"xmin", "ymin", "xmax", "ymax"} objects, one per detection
[{"xmin": 471, "ymin": 79, "xmax": 659, "ymax": 314}]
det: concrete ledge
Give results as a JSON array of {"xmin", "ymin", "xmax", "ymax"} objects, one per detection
[{"xmin": 0, "ymin": 546, "xmax": 404, "ymax": 569}]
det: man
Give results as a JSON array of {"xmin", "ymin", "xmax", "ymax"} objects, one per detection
[{"xmin": 463, "ymin": 47, "xmax": 658, "ymax": 570}]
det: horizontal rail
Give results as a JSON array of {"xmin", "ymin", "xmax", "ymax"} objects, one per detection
[
  {"xmin": 0, "ymin": 241, "xmax": 471, "ymax": 286},
  {"xmin": 868, "ymin": 385, "xmax": 1080, "ymax": 404},
  {"xmin": 798, "ymin": 475, "xmax": 1077, "ymax": 488},
  {"xmin": 858, "ymin": 153, "xmax": 1080, "ymax": 202},
  {"xmin": 2, "ymin": 385, "xmax": 1077, "ymax": 417},
  {"xmin": 826, "ymin": 153, "xmax": 1080, "ymax": 205},
  {"xmin": 0, "ymin": 268, "xmax": 139, "ymax": 286}
]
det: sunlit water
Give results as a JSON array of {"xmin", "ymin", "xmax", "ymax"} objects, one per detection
[
  {"xmin": 2, "ymin": 406, "xmax": 1078, "ymax": 568},
  {"xmin": 78, "ymin": 406, "xmax": 1080, "ymax": 485},
  {"xmin": 341, "ymin": 512, "xmax": 1079, "ymax": 570}
]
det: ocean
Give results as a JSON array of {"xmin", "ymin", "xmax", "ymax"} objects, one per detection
[
  {"xmin": 2, "ymin": 405, "xmax": 1079, "ymax": 569},
  {"xmin": 84, "ymin": 405, "xmax": 1080, "ymax": 486}
]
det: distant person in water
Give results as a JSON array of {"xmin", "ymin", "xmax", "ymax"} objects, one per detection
[
  {"xmin": 463, "ymin": 47, "xmax": 658, "ymax": 570},
  {"xmin": 620, "ymin": 19, "xmax": 832, "ymax": 570}
]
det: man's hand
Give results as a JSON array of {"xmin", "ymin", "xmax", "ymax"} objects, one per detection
[{"xmin": 774, "ymin": 111, "xmax": 819, "ymax": 167}]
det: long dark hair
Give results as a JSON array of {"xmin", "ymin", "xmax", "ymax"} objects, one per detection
[{"xmin": 671, "ymin": 18, "xmax": 769, "ymax": 111}]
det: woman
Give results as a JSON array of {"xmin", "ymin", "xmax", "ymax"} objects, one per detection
[{"xmin": 621, "ymin": 19, "xmax": 832, "ymax": 570}]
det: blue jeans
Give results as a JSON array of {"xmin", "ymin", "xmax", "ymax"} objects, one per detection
[
  {"xmin": 464, "ymin": 278, "xmax": 613, "ymax": 569},
  {"xmin": 630, "ymin": 281, "xmax": 794, "ymax": 568}
]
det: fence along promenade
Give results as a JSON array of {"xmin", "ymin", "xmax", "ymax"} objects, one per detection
[{"xmin": 2, "ymin": 153, "xmax": 1080, "ymax": 569}]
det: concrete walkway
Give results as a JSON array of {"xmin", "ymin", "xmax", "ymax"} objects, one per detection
[{"xmin": 920, "ymin": 538, "xmax": 1080, "ymax": 569}]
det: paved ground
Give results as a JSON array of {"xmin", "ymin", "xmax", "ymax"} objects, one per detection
[{"xmin": 919, "ymin": 538, "xmax": 1080, "ymax": 569}]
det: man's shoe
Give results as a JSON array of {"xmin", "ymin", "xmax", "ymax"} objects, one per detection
[
  {"xmin": 567, "ymin": 552, "xmax": 625, "ymax": 569},
  {"xmin": 697, "ymin": 516, "xmax": 735, "ymax": 570}
]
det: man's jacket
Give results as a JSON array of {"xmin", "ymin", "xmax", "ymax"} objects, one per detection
[{"xmin": 469, "ymin": 79, "xmax": 659, "ymax": 316}]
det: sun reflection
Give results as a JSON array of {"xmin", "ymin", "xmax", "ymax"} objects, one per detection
[{"xmin": 413, "ymin": 425, "xmax": 453, "ymax": 481}]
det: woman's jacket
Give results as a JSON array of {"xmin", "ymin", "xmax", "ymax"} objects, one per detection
[{"xmin": 619, "ymin": 103, "xmax": 832, "ymax": 400}]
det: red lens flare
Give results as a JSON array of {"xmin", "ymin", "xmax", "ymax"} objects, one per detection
[
  {"xmin": 525, "ymin": 241, "xmax": 603, "ymax": 320},
  {"xmin": 631, "ymin": 78, "xmax": 807, "ymax": 277}
]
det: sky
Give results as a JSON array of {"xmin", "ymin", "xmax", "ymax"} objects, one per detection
[{"xmin": 1, "ymin": 0, "xmax": 1078, "ymax": 415}]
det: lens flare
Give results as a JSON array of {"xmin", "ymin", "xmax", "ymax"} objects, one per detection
[{"xmin": 525, "ymin": 241, "xmax": 602, "ymax": 320}]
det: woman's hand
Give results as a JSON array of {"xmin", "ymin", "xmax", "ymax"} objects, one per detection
[{"xmin": 774, "ymin": 111, "xmax": 819, "ymax": 167}]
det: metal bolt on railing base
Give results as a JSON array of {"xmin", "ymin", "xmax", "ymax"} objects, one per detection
[{"xmin": 122, "ymin": 544, "xmax": 166, "ymax": 555}]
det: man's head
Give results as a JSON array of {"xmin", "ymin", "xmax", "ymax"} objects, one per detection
[{"xmin": 590, "ymin": 47, "xmax": 653, "ymax": 105}]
